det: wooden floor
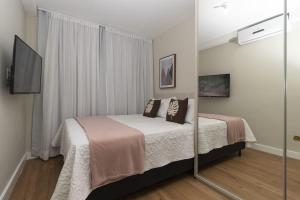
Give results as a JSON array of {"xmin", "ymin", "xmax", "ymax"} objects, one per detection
[
  {"xmin": 9, "ymin": 156, "xmax": 63, "ymax": 200},
  {"xmin": 199, "ymin": 148, "xmax": 300, "ymax": 200},
  {"xmin": 9, "ymin": 149, "xmax": 300, "ymax": 200},
  {"xmin": 9, "ymin": 157, "xmax": 227, "ymax": 200}
]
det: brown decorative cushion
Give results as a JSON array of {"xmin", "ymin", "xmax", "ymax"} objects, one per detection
[
  {"xmin": 143, "ymin": 99, "xmax": 161, "ymax": 118},
  {"xmin": 166, "ymin": 98, "xmax": 188, "ymax": 124}
]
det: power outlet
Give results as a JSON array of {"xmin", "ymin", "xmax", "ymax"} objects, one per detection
[{"xmin": 293, "ymin": 136, "xmax": 300, "ymax": 142}]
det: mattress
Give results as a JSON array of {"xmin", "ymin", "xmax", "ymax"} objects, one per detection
[{"xmin": 50, "ymin": 115, "xmax": 256, "ymax": 200}]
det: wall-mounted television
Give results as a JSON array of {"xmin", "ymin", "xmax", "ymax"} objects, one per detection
[
  {"xmin": 198, "ymin": 74, "xmax": 230, "ymax": 97},
  {"xmin": 9, "ymin": 35, "xmax": 42, "ymax": 94}
]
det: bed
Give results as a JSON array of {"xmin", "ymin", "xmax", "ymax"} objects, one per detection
[{"xmin": 51, "ymin": 114, "xmax": 256, "ymax": 200}]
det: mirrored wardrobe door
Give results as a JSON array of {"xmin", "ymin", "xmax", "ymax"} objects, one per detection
[
  {"xmin": 286, "ymin": 0, "xmax": 300, "ymax": 199},
  {"xmin": 196, "ymin": 0, "xmax": 285, "ymax": 199}
]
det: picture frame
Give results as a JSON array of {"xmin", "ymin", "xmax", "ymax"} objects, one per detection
[{"xmin": 159, "ymin": 54, "xmax": 176, "ymax": 88}]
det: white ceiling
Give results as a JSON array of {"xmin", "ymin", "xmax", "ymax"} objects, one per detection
[
  {"xmin": 198, "ymin": 0, "xmax": 300, "ymax": 49},
  {"xmin": 26, "ymin": 0, "xmax": 194, "ymax": 39}
]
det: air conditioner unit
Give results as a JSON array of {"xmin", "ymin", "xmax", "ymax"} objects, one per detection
[{"xmin": 237, "ymin": 14, "xmax": 288, "ymax": 45}]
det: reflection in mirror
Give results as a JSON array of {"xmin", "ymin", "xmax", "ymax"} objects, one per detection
[
  {"xmin": 196, "ymin": 0, "xmax": 287, "ymax": 199},
  {"xmin": 287, "ymin": 1, "xmax": 300, "ymax": 199}
]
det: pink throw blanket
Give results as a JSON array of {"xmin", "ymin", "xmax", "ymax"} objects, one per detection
[
  {"xmin": 198, "ymin": 113, "xmax": 245, "ymax": 145},
  {"xmin": 76, "ymin": 116, "xmax": 145, "ymax": 188}
]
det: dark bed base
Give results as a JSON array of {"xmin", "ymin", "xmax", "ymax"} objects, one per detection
[{"xmin": 87, "ymin": 142, "xmax": 245, "ymax": 200}]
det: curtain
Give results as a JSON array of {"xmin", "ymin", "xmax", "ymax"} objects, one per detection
[
  {"xmin": 32, "ymin": 11, "xmax": 153, "ymax": 160},
  {"xmin": 31, "ymin": 10, "xmax": 49, "ymax": 157},
  {"xmin": 105, "ymin": 28, "xmax": 153, "ymax": 115}
]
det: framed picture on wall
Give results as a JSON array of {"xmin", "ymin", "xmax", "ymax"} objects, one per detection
[{"xmin": 159, "ymin": 54, "xmax": 176, "ymax": 88}]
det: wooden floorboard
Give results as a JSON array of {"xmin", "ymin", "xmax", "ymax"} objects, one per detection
[
  {"xmin": 9, "ymin": 149, "xmax": 300, "ymax": 200},
  {"xmin": 198, "ymin": 148, "xmax": 300, "ymax": 200}
]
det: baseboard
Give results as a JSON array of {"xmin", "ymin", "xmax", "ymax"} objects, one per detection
[
  {"xmin": 247, "ymin": 143, "xmax": 300, "ymax": 160},
  {"xmin": 26, "ymin": 152, "xmax": 37, "ymax": 160},
  {"xmin": 0, "ymin": 153, "xmax": 27, "ymax": 200}
]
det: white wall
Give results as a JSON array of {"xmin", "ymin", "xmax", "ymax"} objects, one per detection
[
  {"xmin": 153, "ymin": 16, "xmax": 196, "ymax": 98},
  {"xmin": 0, "ymin": 0, "xmax": 27, "ymax": 195},
  {"xmin": 198, "ymin": 31, "xmax": 285, "ymax": 150}
]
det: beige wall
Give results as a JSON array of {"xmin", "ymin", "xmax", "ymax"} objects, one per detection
[
  {"xmin": 153, "ymin": 16, "xmax": 196, "ymax": 98},
  {"xmin": 198, "ymin": 31, "xmax": 285, "ymax": 150},
  {"xmin": 0, "ymin": 0, "xmax": 27, "ymax": 195},
  {"xmin": 287, "ymin": 22, "xmax": 300, "ymax": 152},
  {"xmin": 24, "ymin": 14, "xmax": 38, "ymax": 153},
  {"xmin": 198, "ymin": 21, "xmax": 300, "ymax": 153}
]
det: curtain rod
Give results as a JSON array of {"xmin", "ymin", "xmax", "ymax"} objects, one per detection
[
  {"xmin": 38, "ymin": 7, "xmax": 100, "ymax": 27},
  {"xmin": 37, "ymin": 7, "xmax": 153, "ymax": 43}
]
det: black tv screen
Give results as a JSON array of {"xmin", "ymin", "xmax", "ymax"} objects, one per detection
[
  {"xmin": 198, "ymin": 74, "xmax": 230, "ymax": 97},
  {"xmin": 10, "ymin": 35, "xmax": 42, "ymax": 94}
]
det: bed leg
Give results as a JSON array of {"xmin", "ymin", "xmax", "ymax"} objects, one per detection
[{"xmin": 238, "ymin": 150, "xmax": 242, "ymax": 157}]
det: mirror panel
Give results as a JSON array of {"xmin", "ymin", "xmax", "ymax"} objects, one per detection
[
  {"xmin": 287, "ymin": 1, "xmax": 300, "ymax": 199},
  {"xmin": 197, "ymin": 1, "xmax": 284, "ymax": 199}
]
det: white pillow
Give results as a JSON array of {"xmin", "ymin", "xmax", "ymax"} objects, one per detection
[
  {"xmin": 157, "ymin": 97, "xmax": 176, "ymax": 118},
  {"xmin": 185, "ymin": 98, "xmax": 194, "ymax": 124}
]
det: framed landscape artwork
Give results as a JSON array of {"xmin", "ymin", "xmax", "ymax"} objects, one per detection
[{"xmin": 159, "ymin": 54, "xmax": 176, "ymax": 88}]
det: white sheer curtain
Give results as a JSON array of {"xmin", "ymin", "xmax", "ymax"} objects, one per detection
[
  {"xmin": 33, "ymin": 11, "xmax": 153, "ymax": 160},
  {"xmin": 105, "ymin": 28, "xmax": 153, "ymax": 115}
]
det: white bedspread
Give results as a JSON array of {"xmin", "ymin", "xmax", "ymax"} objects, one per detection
[
  {"xmin": 198, "ymin": 117, "xmax": 256, "ymax": 154},
  {"xmin": 50, "ymin": 115, "xmax": 256, "ymax": 200},
  {"xmin": 51, "ymin": 115, "xmax": 194, "ymax": 200}
]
